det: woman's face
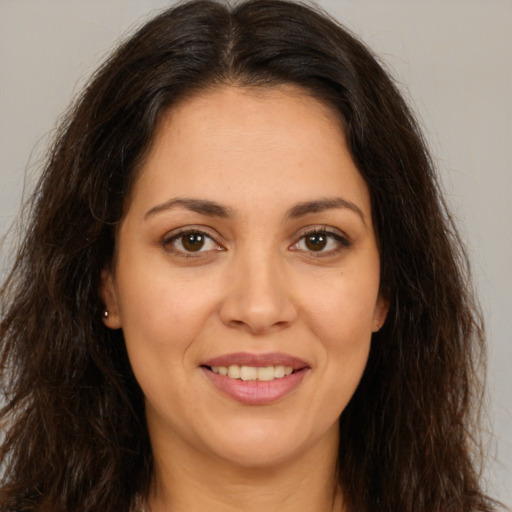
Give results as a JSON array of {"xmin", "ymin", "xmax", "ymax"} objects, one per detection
[{"xmin": 102, "ymin": 85, "xmax": 388, "ymax": 469}]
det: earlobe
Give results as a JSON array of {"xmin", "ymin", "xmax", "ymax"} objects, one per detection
[
  {"xmin": 372, "ymin": 294, "xmax": 390, "ymax": 333},
  {"xmin": 99, "ymin": 268, "xmax": 122, "ymax": 329}
]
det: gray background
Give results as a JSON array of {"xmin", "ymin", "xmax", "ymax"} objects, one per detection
[{"xmin": 1, "ymin": 0, "xmax": 510, "ymax": 506}]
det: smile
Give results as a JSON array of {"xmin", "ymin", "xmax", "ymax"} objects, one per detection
[
  {"xmin": 201, "ymin": 353, "xmax": 310, "ymax": 405},
  {"xmin": 210, "ymin": 364, "xmax": 294, "ymax": 381}
]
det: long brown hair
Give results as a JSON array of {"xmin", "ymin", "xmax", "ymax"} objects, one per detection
[{"xmin": 0, "ymin": 1, "xmax": 498, "ymax": 511}]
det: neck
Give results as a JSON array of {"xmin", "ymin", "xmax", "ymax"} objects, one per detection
[{"xmin": 146, "ymin": 426, "xmax": 345, "ymax": 512}]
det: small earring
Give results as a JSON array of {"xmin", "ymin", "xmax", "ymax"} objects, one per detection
[{"xmin": 103, "ymin": 310, "xmax": 109, "ymax": 319}]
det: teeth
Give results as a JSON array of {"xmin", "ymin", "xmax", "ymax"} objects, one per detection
[
  {"xmin": 274, "ymin": 365, "xmax": 285, "ymax": 378},
  {"xmin": 257, "ymin": 366, "xmax": 275, "ymax": 381},
  {"xmin": 240, "ymin": 366, "xmax": 256, "ymax": 381},
  {"xmin": 227, "ymin": 365, "xmax": 240, "ymax": 379},
  {"xmin": 210, "ymin": 364, "xmax": 295, "ymax": 381}
]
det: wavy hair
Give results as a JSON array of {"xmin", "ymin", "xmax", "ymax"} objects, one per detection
[{"xmin": 0, "ymin": 1, "xmax": 497, "ymax": 511}]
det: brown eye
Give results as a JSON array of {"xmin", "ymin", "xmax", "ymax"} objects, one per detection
[
  {"xmin": 305, "ymin": 233, "xmax": 327, "ymax": 251},
  {"xmin": 164, "ymin": 229, "xmax": 222, "ymax": 256},
  {"xmin": 291, "ymin": 229, "xmax": 350, "ymax": 255},
  {"xmin": 181, "ymin": 232, "xmax": 205, "ymax": 252}
]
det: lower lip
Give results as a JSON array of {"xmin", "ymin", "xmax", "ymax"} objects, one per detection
[{"xmin": 201, "ymin": 367, "xmax": 309, "ymax": 405}]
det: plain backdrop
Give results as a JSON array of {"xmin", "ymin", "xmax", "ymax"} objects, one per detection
[{"xmin": 0, "ymin": 0, "xmax": 511, "ymax": 506}]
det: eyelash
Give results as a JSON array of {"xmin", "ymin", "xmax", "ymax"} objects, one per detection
[
  {"xmin": 162, "ymin": 228, "xmax": 223, "ymax": 258},
  {"xmin": 291, "ymin": 227, "xmax": 351, "ymax": 256},
  {"xmin": 161, "ymin": 227, "xmax": 351, "ymax": 258}
]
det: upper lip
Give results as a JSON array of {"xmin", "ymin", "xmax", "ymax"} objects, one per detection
[{"xmin": 201, "ymin": 352, "xmax": 310, "ymax": 370}]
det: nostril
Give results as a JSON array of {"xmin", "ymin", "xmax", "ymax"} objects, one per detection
[
  {"xmin": 218, "ymin": 284, "xmax": 298, "ymax": 334},
  {"xmin": 228, "ymin": 319, "xmax": 247, "ymax": 329}
]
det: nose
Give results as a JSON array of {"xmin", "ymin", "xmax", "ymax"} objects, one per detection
[{"xmin": 218, "ymin": 251, "xmax": 298, "ymax": 335}]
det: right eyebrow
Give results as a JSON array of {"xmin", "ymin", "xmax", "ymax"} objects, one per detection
[{"xmin": 144, "ymin": 197, "xmax": 232, "ymax": 220}]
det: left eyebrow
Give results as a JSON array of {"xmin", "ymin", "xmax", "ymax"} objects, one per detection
[{"xmin": 286, "ymin": 197, "xmax": 366, "ymax": 226}]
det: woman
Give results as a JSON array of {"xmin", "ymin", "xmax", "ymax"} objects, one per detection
[{"xmin": 0, "ymin": 1, "xmax": 499, "ymax": 511}]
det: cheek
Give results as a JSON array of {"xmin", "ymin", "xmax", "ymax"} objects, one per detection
[
  {"xmin": 116, "ymin": 275, "xmax": 215, "ymax": 422},
  {"xmin": 117, "ymin": 257, "xmax": 220, "ymax": 337},
  {"xmin": 113, "ymin": 258, "xmax": 223, "ymax": 388},
  {"xmin": 298, "ymin": 261, "xmax": 380, "ymax": 404},
  {"xmin": 313, "ymin": 287, "xmax": 374, "ymax": 382},
  {"xmin": 303, "ymin": 265, "xmax": 381, "ymax": 346}
]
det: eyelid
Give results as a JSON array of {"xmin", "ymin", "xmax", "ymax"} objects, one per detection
[
  {"xmin": 160, "ymin": 224, "xmax": 350, "ymax": 258},
  {"xmin": 161, "ymin": 226, "xmax": 225, "ymax": 257},
  {"xmin": 299, "ymin": 224, "xmax": 350, "ymax": 239},
  {"xmin": 290, "ymin": 225, "xmax": 352, "ymax": 255}
]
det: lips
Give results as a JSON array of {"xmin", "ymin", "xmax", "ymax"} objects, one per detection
[
  {"xmin": 200, "ymin": 352, "xmax": 310, "ymax": 405},
  {"xmin": 202, "ymin": 352, "xmax": 309, "ymax": 370}
]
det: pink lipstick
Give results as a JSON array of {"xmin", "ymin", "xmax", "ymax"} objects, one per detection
[{"xmin": 200, "ymin": 352, "xmax": 310, "ymax": 405}]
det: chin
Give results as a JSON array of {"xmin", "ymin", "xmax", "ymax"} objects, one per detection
[
  {"xmin": 214, "ymin": 439, "xmax": 304, "ymax": 470},
  {"xmin": 202, "ymin": 416, "xmax": 337, "ymax": 470}
]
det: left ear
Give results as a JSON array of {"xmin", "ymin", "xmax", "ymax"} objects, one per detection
[
  {"xmin": 372, "ymin": 294, "xmax": 390, "ymax": 333},
  {"xmin": 99, "ymin": 268, "xmax": 122, "ymax": 329}
]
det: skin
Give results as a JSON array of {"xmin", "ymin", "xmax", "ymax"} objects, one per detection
[{"xmin": 101, "ymin": 84, "xmax": 388, "ymax": 512}]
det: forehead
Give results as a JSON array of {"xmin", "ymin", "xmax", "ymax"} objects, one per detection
[{"xmin": 127, "ymin": 84, "xmax": 371, "ymax": 220}]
